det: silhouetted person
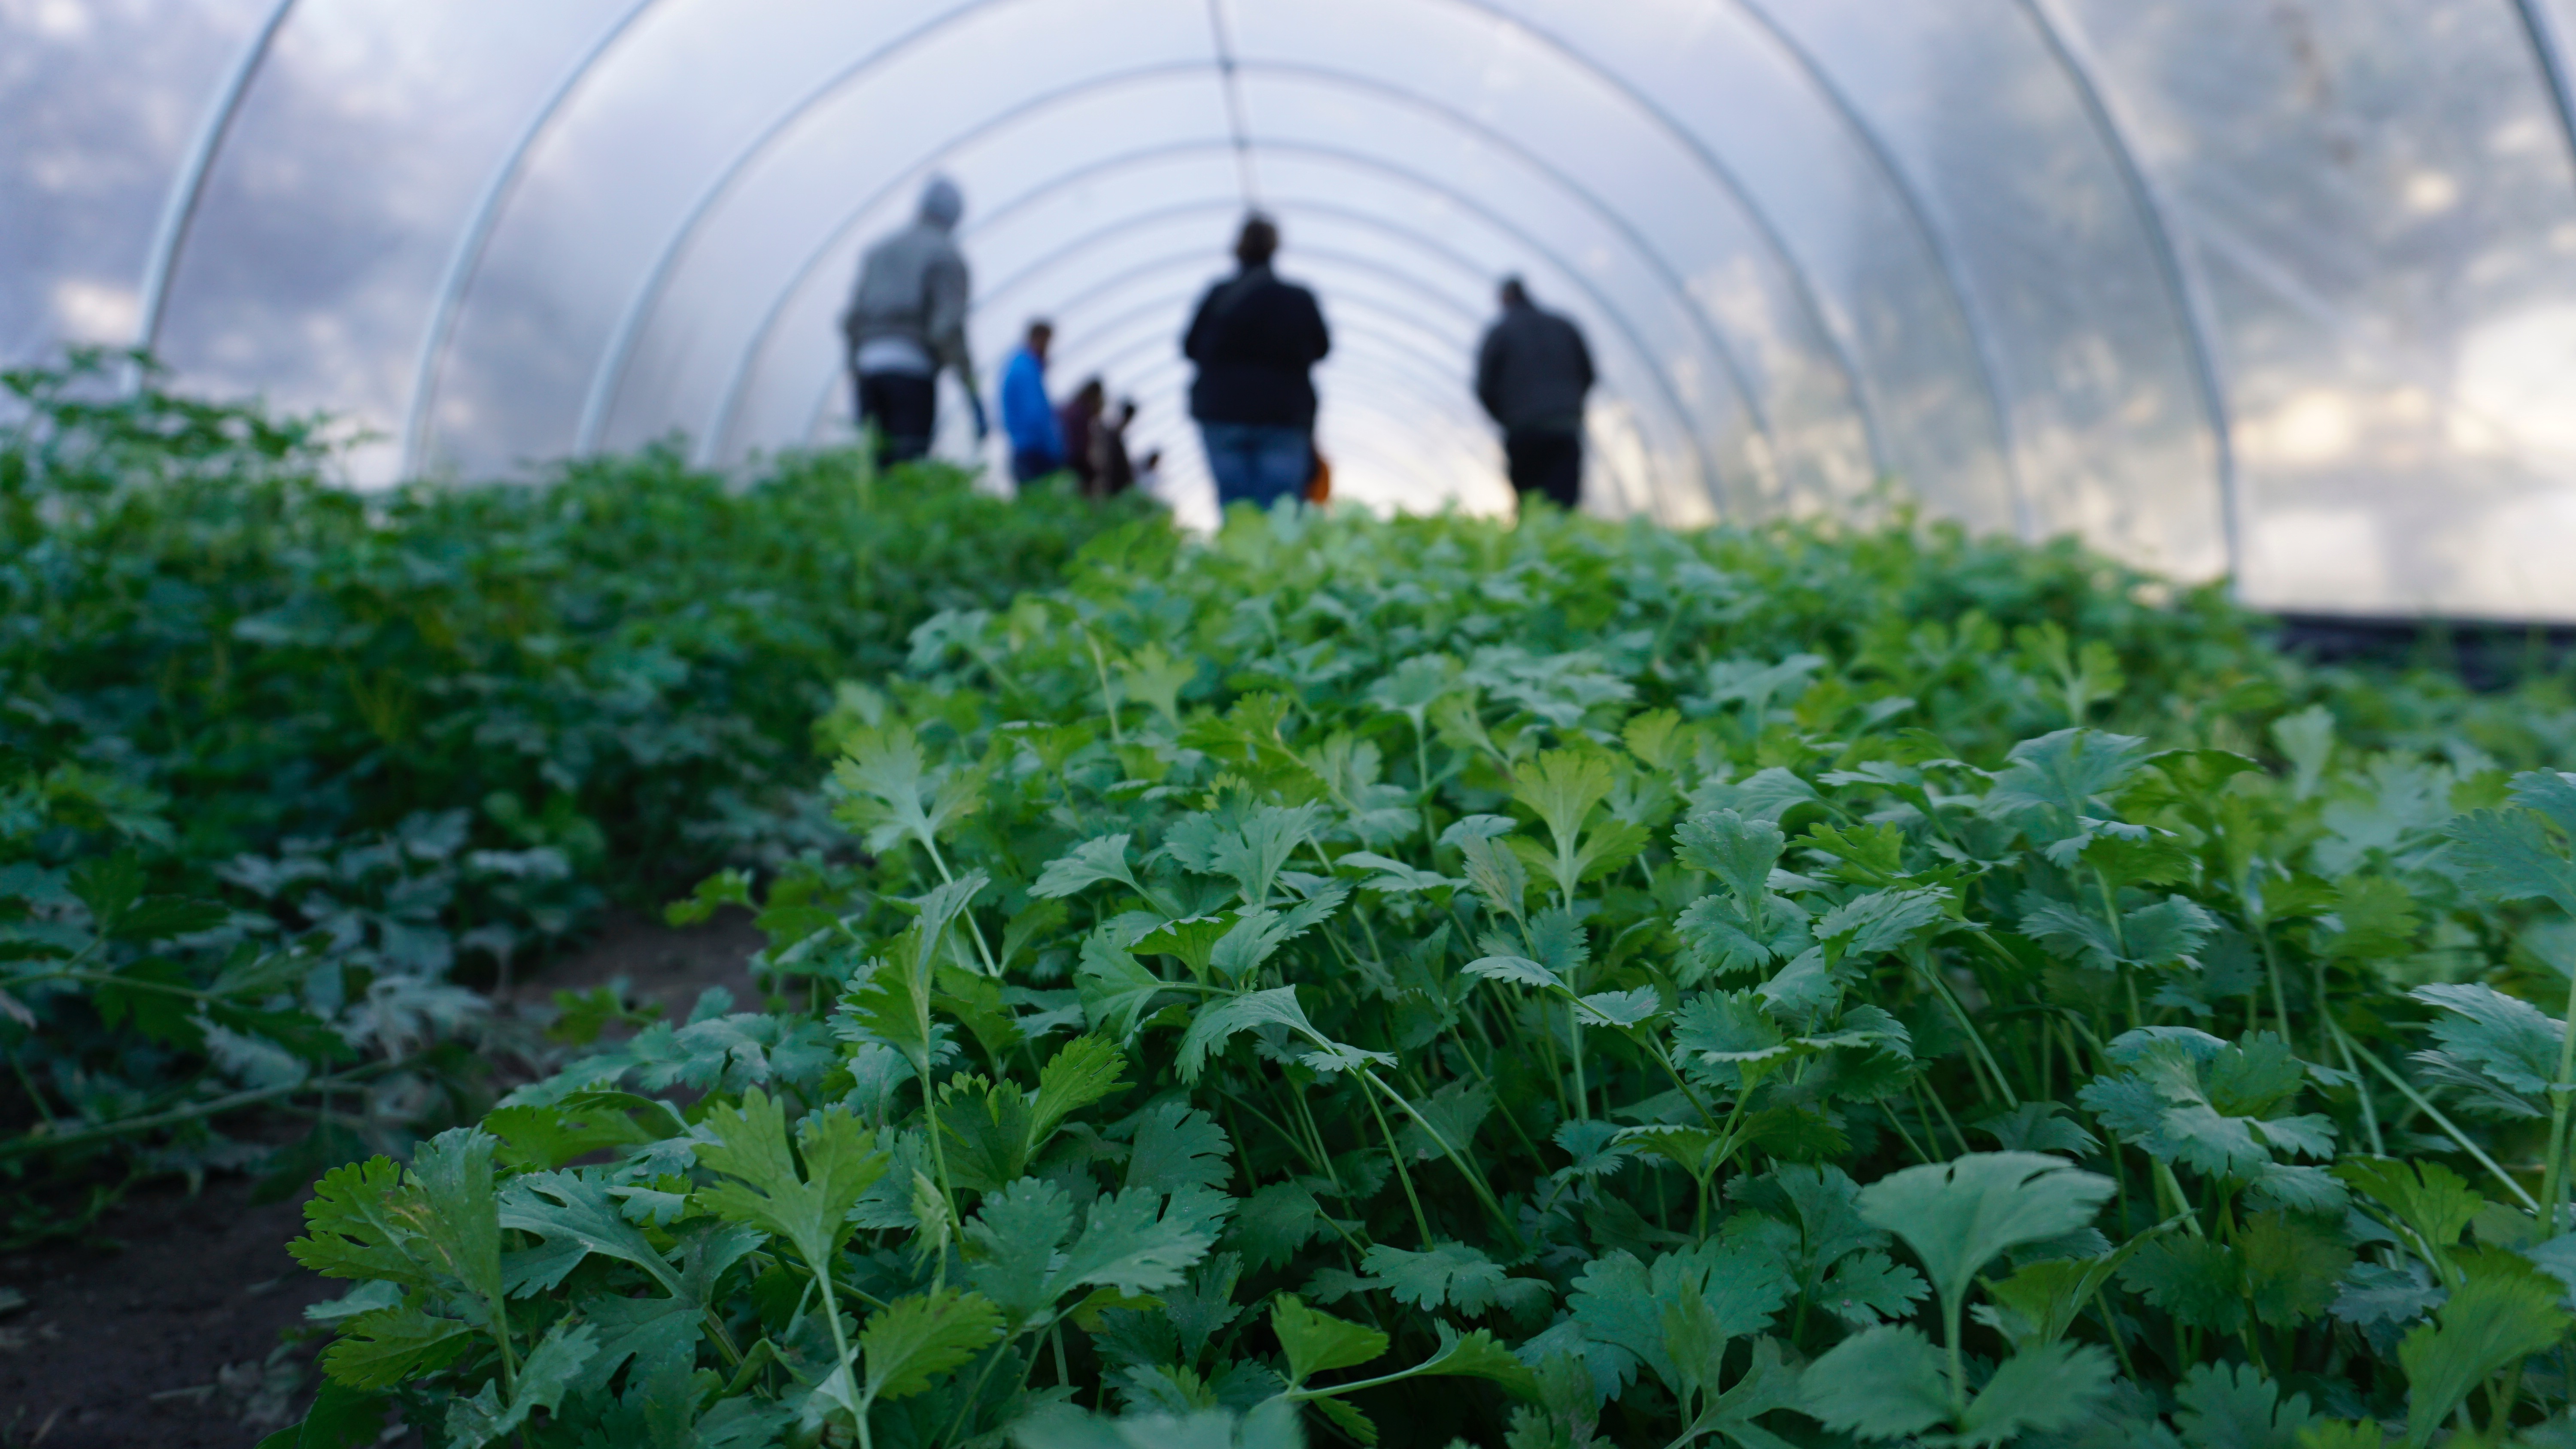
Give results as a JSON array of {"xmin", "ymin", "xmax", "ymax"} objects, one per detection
[
  {"xmin": 1059, "ymin": 376, "xmax": 1107, "ymax": 495},
  {"xmin": 1475, "ymin": 276, "xmax": 1593, "ymax": 511},
  {"xmin": 999, "ymin": 319, "xmax": 1065, "ymax": 485},
  {"xmin": 842, "ymin": 176, "xmax": 985, "ymax": 468},
  {"xmin": 1091, "ymin": 397, "xmax": 1140, "ymax": 498},
  {"xmin": 1184, "ymin": 215, "xmax": 1330, "ymax": 511}
]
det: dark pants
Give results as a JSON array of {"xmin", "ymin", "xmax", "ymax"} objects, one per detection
[
  {"xmin": 1200, "ymin": 422, "xmax": 1312, "ymax": 511},
  {"xmin": 1506, "ymin": 430, "xmax": 1583, "ymax": 510},
  {"xmin": 1011, "ymin": 448, "xmax": 1063, "ymax": 485},
  {"xmin": 855, "ymin": 371, "xmax": 936, "ymax": 468}
]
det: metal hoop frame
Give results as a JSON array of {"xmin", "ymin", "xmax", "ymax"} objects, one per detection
[
  {"xmin": 131, "ymin": 0, "xmax": 299, "ymax": 373},
  {"xmin": 713, "ymin": 195, "xmax": 1525, "ymax": 461},
  {"xmin": 397, "ymin": 0, "xmax": 668, "ymax": 476},
  {"xmin": 579, "ymin": 58, "xmax": 1767, "ymax": 512},
  {"xmin": 721, "ymin": 133, "xmax": 1728, "ymax": 505},
  {"xmin": 1726, "ymin": 0, "xmax": 2035, "ymax": 539},
  {"xmin": 143, "ymin": 0, "xmax": 2576, "ymax": 585},
  {"xmin": 706, "ymin": 166, "xmax": 1512, "ymax": 456},
  {"xmin": 2012, "ymin": 0, "xmax": 2242, "ymax": 583}
]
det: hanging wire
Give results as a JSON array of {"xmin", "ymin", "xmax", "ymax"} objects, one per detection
[{"xmin": 1204, "ymin": 0, "xmax": 1263, "ymax": 207}]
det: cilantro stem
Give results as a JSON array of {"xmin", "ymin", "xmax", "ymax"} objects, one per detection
[
  {"xmin": 2543, "ymin": 947, "xmax": 2576, "ymax": 1229},
  {"xmin": 2313, "ymin": 958, "xmax": 2386, "ymax": 1157},
  {"xmin": 2249, "ymin": 903, "xmax": 2301, "ymax": 1058},
  {"xmin": 1914, "ymin": 944, "xmax": 2015, "ymax": 1107},
  {"xmin": 9, "ymin": 1049, "xmax": 59, "ymax": 1126},
  {"xmin": 0, "ymin": 1057, "xmax": 407, "ymax": 1160},
  {"xmin": 1, "ymin": 967, "xmax": 226, "ymax": 1001},
  {"xmin": 2342, "ymin": 1035, "xmax": 2540, "ymax": 1212},
  {"xmin": 1880, "ymin": 1099, "xmax": 1935, "ymax": 1167},
  {"xmin": 1357, "ymin": 1071, "xmax": 1434, "ymax": 1247},
  {"xmin": 1361, "ymin": 1067, "xmax": 1524, "ymax": 1254},
  {"xmin": 1083, "ymin": 631, "xmax": 1125, "ymax": 749}
]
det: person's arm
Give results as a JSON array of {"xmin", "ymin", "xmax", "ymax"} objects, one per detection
[
  {"xmin": 1301, "ymin": 289, "xmax": 1331, "ymax": 364},
  {"xmin": 1475, "ymin": 325, "xmax": 1506, "ymax": 424},
  {"xmin": 1182, "ymin": 285, "xmax": 1218, "ymax": 364},
  {"xmin": 1569, "ymin": 317, "xmax": 1595, "ymax": 395},
  {"xmin": 925, "ymin": 249, "xmax": 980, "ymax": 407}
]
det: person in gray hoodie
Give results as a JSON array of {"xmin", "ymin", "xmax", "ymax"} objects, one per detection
[
  {"xmin": 1474, "ymin": 276, "xmax": 1595, "ymax": 511},
  {"xmin": 841, "ymin": 175, "xmax": 987, "ymax": 468}
]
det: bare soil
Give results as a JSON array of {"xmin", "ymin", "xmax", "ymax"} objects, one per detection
[
  {"xmin": 0, "ymin": 909, "xmax": 762, "ymax": 1448},
  {"xmin": 503, "ymin": 905, "xmax": 766, "ymax": 1019},
  {"xmin": 0, "ymin": 1174, "xmax": 331, "ymax": 1449}
]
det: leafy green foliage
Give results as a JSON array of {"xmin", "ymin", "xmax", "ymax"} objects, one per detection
[
  {"xmin": 165, "ymin": 421, "xmax": 2576, "ymax": 1443},
  {"xmin": 1, "ymin": 355, "xmax": 1145, "ymax": 1228}
]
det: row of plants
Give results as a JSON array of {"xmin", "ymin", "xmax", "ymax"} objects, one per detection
[
  {"xmin": 271, "ymin": 502, "xmax": 2576, "ymax": 1447},
  {"xmin": 0, "ymin": 352, "xmax": 1150, "ymax": 1240}
]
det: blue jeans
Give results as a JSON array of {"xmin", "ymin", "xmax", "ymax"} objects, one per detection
[{"xmin": 1199, "ymin": 422, "xmax": 1310, "ymax": 510}]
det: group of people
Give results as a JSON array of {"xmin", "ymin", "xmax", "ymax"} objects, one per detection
[
  {"xmin": 998, "ymin": 324, "xmax": 1151, "ymax": 499},
  {"xmin": 839, "ymin": 176, "xmax": 1597, "ymax": 514}
]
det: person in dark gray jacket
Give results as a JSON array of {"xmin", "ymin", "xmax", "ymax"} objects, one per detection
[
  {"xmin": 841, "ymin": 176, "xmax": 987, "ymax": 469},
  {"xmin": 1474, "ymin": 276, "xmax": 1595, "ymax": 511}
]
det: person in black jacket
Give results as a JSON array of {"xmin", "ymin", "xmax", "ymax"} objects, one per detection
[
  {"xmin": 1475, "ymin": 276, "xmax": 1595, "ymax": 511},
  {"xmin": 1183, "ymin": 215, "xmax": 1330, "ymax": 511}
]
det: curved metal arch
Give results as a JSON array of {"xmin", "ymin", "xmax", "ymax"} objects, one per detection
[
  {"xmin": 812, "ymin": 297, "xmax": 1505, "ymax": 461},
  {"xmin": 1420, "ymin": 0, "xmax": 1889, "ymax": 481},
  {"xmin": 983, "ymin": 270, "xmax": 1516, "ymax": 484},
  {"xmin": 1728, "ymin": 0, "xmax": 2033, "ymax": 539},
  {"xmin": 1030, "ymin": 266, "xmax": 1471, "ymax": 368},
  {"xmin": 1095, "ymin": 377, "xmax": 1514, "ymax": 510},
  {"xmin": 788, "ymin": 249, "xmax": 1494, "ymax": 455},
  {"xmin": 1008, "ymin": 249, "xmax": 1485, "ymax": 379},
  {"xmin": 708, "ymin": 160, "xmax": 1520, "ymax": 454},
  {"xmin": 2510, "ymin": 0, "xmax": 2576, "ymax": 177},
  {"xmin": 398, "ymin": 0, "xmax": 666, "ymax": 476},
  {"xmin": 719, "ymin": 201, "xmax": 1492, "ymax": 462},
  {"xmin": 1229, "ymin": 61, "xmax": 1778, "ymax": 438},
  {"xmin": 798, "ymin": 348, "xmax": 1493, "ymax": 503},
  {"xmin": 1055, "ymin": 297, "xmax": 1494, "ymax": 423},
  {"xmin": 1092, "ymin": 355, "xmax": 1525, "ymax": 502},
  {"xmin": 969, "ymin": 203, "xmax": 1485, "ymax": 330},
  {"xmin": 801, "ymin": 300, "xmax": 1637, "ymax": 512},
  {"xmin": 565, "ymin": 6, "xmax": 1200, "ymax": 455},
  {"xmin": 131, "ymin": 0, "xmax": 298, "ymax": 377},
  {"xmin": 813, "ymin": 278, "xmax": 1503, "ymax": 463},
  {"xmin": 583, "ymin": 61, "xmax": 1753, "ymax": 510},
  {"xmin": 805, "ymin": 344, "xmax": 1504, "ymax": 503},
  {"xmin": 2011, "ymin": 0, "xmax": 2241, "ymax": 582},
  {"xmin": 699, "ymin": 132, "xmax": 1728, "ymax": 507}
]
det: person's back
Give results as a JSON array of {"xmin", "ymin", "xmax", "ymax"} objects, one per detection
[
  {"xmin": 1183, "ymin": 215, "xmax": 1329, "ymax": 511},
  {"xmin": 1058, "ymin": 377, "xmax": 1106, "ymax": 496},
  {"xmin": 1093, "ymin": 398, "xmax": 1139, "ymax": 498},
  {"xmin": 1475, "ymin": 276, "xmax": 1594, "ymax": 510},
  {"xmin": 842, "ymin": 176, "xmax": 984, "ymax": 467}
]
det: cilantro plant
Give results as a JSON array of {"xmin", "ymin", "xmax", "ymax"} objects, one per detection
[
  {"xmin": 273, "ymin": 502, "xmax": 2576, "ymax": 1446},
  {"xmin": 1, "ymin": 354, "xmax": 1144, "ymax": 1233}
]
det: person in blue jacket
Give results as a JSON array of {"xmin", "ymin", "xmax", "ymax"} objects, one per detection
[{"xmin": 999, "ymin": 319, "xmax": 1066, "ymax": 485}]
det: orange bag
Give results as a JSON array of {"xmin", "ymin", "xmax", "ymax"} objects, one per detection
[{"xmin": 1307, "ymin": 448, "xmax": 1332, "ymax": 504}]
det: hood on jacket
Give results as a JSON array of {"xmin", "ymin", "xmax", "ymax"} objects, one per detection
[{"xmin": 917, "ymin": 176, "xmax": 963, "ymax": 231}]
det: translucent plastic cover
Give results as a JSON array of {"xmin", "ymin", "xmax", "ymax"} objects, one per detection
[{"xmin": 7, "ymin": 0, "xmax": 2574, "ymax": 618}]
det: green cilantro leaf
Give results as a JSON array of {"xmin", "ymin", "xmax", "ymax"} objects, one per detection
[
  {"xmin": 692, "ymin": 1089, "xmax": 886, "ymax": 1270},
  {"xmin": 861, "ymin": 1288, "xmax": 1007, "ymax": 1402},
  {"xmin": 1271, "ymin": 1292, "xmax": 1387, "ymax": 1384}
]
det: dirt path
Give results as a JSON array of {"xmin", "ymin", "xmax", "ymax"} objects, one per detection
[
  {"xmin": 0, "ymin": 1175, "xmax": 331, "ymax": 1448},
  {"xmin": 0, "ymin": 909, "xmax": 764, "ymax": 1448}
]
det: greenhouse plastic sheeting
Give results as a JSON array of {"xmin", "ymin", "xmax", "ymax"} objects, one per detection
[{"xmin": 6, "ymin": 0, "xmax": 2575, "ymax": 620}]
